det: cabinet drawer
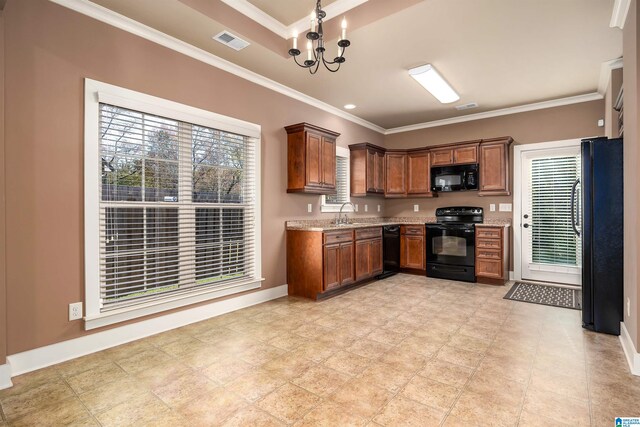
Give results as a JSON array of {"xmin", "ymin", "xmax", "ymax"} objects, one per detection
[
  {"xmin": 401, "ymin": 225, "xmax": 425, "ymax": 236},
  {"xmin": 476, "ymin": 248, "xmax": 502, "ymax": 260},
  {"xmin": 476, "ymin": 227, "xmax": 502, "ymax": 239},
  {"xmin": 476, "ymin": 259, "xmax": 503, "ymax": 278},
  {"xmin": 324, "ymin": 230, "xmax": 354, "ymax": 245},
  {"xmin": 355, "ymin": 227, "xmax": 382, "ymax": 241},
  {"xmin": 477, "ymin": 239, "xmax": 502, "ymax": 249}
]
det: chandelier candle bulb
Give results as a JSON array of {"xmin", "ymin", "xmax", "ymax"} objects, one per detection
[
  {"xmin": 310, "ymin": 11, "xmax": 316, "ymax": 33},
  {"xmin": 341, "ymin": 17, "xmax": 347, "ymax": 40},
  {"xmin": 307, "ymin": 41, "xmax": 313, "ymax": 61},
  {"xmin": 292, "ymin": 31, "xmax": 298, "ymax": 50}
]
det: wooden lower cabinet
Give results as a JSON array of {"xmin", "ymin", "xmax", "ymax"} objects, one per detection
[
  {"xmin": 355, "ymin": 237, "xmax": 383, "ymax": 281},
  {"xmin": 287, "ymin": 228, "xmax": 381, "ymax": 299},
  {"xmin": 475, "ymin": 225, "xmax": 510, "ymax": 285},
  {"xmin": 400, "ymin": 225, "xmax": 426, "ymax": 271}
]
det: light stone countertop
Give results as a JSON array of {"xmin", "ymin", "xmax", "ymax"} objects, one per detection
[{"xmin": 285, "ymin": 217, "xmax": 511, "ymax": 232}]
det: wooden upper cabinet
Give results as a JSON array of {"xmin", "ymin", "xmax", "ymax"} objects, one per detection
[
  {"xmin": 349, "ymin": 143, "xmax": 385, "ymax": 197},
  {"xmin": 385, "ymin": 152, "xmax": 407, "ymax": 197},
  {"xmin": 431, "ymin": 148, "xmax": 453, "ymax": 166},
  {"xmin": 453, "ymin": 144, "xmax": 478, "ymax": 164},
  {"xmin": 478, "ymin": 137, "xmax": 513, "ymax": 196},
  {"xmin": 285, "ymin": 123, "xmax": 340, "ymax": 194},
  {"xmin": 407, "ymin": 151, "xmax": 433, "ymax": 196}
]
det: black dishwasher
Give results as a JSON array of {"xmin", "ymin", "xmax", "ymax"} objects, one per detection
[{"xmin": 377, "ymin": 225, "xmax": 400, "ymax": 279}]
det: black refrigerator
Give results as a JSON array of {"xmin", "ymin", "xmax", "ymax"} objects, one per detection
[{"xmin": 576, "ymin": 137, "xmax": 623, "ymax": 335}]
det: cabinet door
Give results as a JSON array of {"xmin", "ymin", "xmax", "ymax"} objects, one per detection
[
  {"xmin": 321, "ymin": 136, "xmax": 336, "ymax": 188},
  {"xmin": 355, "ymin": 240, "xmax": 371, "ymax": 281},
  {"xmin": 323, "ymin": 244, "xmax": 340, "ymax": 290},
  {"xmin": 407, "ymin": 152, "xmax": 431, "ymax": 195},
  {"xmin": 476, "ymin": 259, "xmax": 503, "ymax": 279},
  {"xmin": 366, "ymin": 149, "xmax": 376, "ymax": 192},
  {"xmin": 400, "ymin": 235, "xmax": 425, "ymax": 269},
  {"xmin": 479, "ymin": 142, "xmax": 509, "ymax": 195},
  {"xmin": 370, "ymin": 238, "xmax": 383, "ymax": 275},
  {"xmin": 375, "ymin": 152, "xmax": 385, "ymax": 193},
  {"xmin": 339, "ymin": 242, "xmax": 355, "ymax": 285},
  {"xmin": 385, "ymin": 153, "xmax": 407, "ymax": 196},
  {"xmin": 453, "ymin": 145, "xmax": 478, "ymax": 164},
  {"xmin": 306, "ymin": 132, "xmax": 322, "ymax": 187},
  {"xmin": 431, "ymin": 148, "xmax": 453, "ymax": 166}
]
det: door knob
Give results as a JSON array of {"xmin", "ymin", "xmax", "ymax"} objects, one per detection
[{"xmin": 523, "ymin": 223, "xmax": 530, "ymax": 228}]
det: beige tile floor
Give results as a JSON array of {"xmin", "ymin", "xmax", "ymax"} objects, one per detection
[{"xmin": 1, "ymin": 274, "xmax": 639, "ymax": 426}]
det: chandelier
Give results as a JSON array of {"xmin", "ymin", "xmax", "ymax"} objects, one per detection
[{"xmin": 288, "ymin": 0, "xmax": 351, "ymax": 74}]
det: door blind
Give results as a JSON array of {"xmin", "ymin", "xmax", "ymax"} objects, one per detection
[
  {"xmin": 325, "ymin": 155, "xmax": 349, "ymax": 205},
  {"xmin": 529, "ymin": 155, "xmax": 581, "ymax": 266},
  {"xmin": 99, "ymin": 103, "xmax": 257, "ymax": 311}
]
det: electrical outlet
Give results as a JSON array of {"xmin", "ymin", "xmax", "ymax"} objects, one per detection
[
  {"xmin": 69, "ymin": 302, "xmax": 83, "ymax": 321},
  {"xmin": 628, "ymin": 298, "xmax": 631, "ymax": 317},
  {"xmin": 377, "ymin": 205, "xmax": 381, "ymax": 212},
  {"xmin": 413, "ymin": 204, "xmax": 419, "ymax": 212},
  {"xmin": 364, "ymin": 205, "xmax": 368, "ymax": 212},
  {"xmin": 499, "ymin": 203, "xmax": 512, "ymax": 212},
  {"xmin": 597, "ymin": 119, "xmax": 604, "ymax": 127},
  {"xmin": 355, "ymin": 204, "xmax": 359, "ymax": 212},
  {"xmin": 307, "ymin": 203, "xmax": 312, "ymax": 213},
  {"xmin": 490, "ymin": 204, "xmax": 496, "ymax": 212}
]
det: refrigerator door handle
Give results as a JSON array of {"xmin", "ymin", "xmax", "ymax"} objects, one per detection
[{"xmin": 571, "ymin": 178, "xmax": 581, "ymax": 237}]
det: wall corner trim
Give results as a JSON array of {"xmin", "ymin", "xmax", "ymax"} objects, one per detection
[
  {"xmin": 610, "ymin": 0, "xmax": 631, "ymax": 29},
  {"xmin": 620, "ymin": 322, "xmax": 640, "ymax": 376},
  {"xmin": 5, "ymin": 284, "xmax": 288, "ymax": 379},
  {"xmin": 0, "ymin": 364, "xmax": 12, "ymax": 390},
  {"xmin": 48, "ymin": 0, "xmax": 386, "ymax": 135}
]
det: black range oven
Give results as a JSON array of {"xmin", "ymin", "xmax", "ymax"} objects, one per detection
[{"xmin": 425, "ymin": 207, "xmax": 483, "ymax": 282}]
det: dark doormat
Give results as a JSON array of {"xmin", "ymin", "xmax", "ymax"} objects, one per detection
[{"xmin": 504, "ymin": 282, "xmax": 582, "ymax": 310}]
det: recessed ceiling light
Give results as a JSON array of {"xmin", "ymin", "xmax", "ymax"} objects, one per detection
[
  {"xmin": 344, "ymin": 104, "xmax": 356, "ymax": 110},
  {"xmin": 408, "ymin": 64, "xmax": 460, "ymax": 104}
]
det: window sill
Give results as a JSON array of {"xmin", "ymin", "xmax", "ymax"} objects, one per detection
[
  {"xmin": 320, "ymin": 205, "xmax": 354, "ymax": 213},
  {"xmin": 84, "ymin": 278, "xmax": 264, "ymax": 330}
]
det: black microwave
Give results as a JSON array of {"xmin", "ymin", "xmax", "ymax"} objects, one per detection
[{"xmin": 431, "ymin": 164, "xmax": 479, "ymax": 192}]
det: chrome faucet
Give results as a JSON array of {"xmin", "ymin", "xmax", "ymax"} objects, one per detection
[{"xmin": 336, "ymin": 202, "xmax": 356, "ymax": 225}]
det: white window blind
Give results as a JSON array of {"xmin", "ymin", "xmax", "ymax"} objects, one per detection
[
  {"xmin": 98, "ymin": 103, "xmax": 257, "ymax": 311},
  {"xmin": 530, "ymin": 155, "xmax": 581, "ymax": 266},
  {"xmin": 325, "ymin": 155, "xmax": 349, "ymax": 205}
]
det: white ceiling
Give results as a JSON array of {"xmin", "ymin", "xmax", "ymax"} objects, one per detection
[{"xmin": 89, "ymin": 0, "xmax": 623, "ymax": 129}]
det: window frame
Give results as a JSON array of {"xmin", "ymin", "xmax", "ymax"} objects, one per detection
[
  {"xmin": 84, "ymin": 79, "xmax": 262, "ymax": 330},
  {"xmin": 321, "ymin": 146, "xmax": 353, "ymax": 213}
]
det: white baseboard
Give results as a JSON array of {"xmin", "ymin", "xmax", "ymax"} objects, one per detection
[
  {"xmin": 509, "ymin": 271, "xmax": 515, "ymax": 281},
  {"xmin": 620, "ymin": 322, "xmax": 640, "ymax": 376},
  {"xmin": 6, "ymin": 284, "xmax": 288, "ymax": 380},
  {"xmin": 0, "ymin": 364, "xmax": 12, "ymax": 390}
]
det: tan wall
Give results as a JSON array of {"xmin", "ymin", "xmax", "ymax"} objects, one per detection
[
  {"xmin": 383, "ymin": 101, "xmax": 604, "ymax": 271},
  {"xmin": 3, "ymin": 0, "xmax": 384, "ymax": 354},
  {"xmin": 623, "ymin": 0, "xmax": 639, "ymax": 349},
  {"xmin": 0, "ymin": 9, "xmax": 7, "ymax": 364}
]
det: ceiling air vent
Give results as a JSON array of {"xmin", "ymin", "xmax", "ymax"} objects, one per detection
[
  {"xmin": 213, "ymin": 31, "xmax": 250, "ymax": 51},
  {"xmin": 455, "ymin": 102, "xmax": 479, "ymax": 111}
]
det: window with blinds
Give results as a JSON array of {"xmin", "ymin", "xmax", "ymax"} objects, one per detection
[
  {"xmin": 324, "ymin": 154, "xmax": 349, "ymax": 207},
  {"xmin": 530, "ymin": 155, "xmax": 581, "ymax": 266},
  {"xmin": 98, "ymin": 103, "xmax": 257, "ymax": 311}
]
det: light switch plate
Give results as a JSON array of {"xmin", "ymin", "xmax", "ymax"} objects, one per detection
[
  {"xmin": 490, "ymin": 204, "xmax": 496, "ymax": 212},
  {"xmin": 413, "ymin": 205, "xmax": 419, "ymax": 212},
  {"xmin": 307, "ymin": 203, "xmax": 312, "ymax": 213},
  {"xmin": 377, "ymin": 205, "xmax": 381, "ymax": 212},
  {"xmin": 355, "ymin": 204, "xmax": 359, "ymax": 212},
  {"xmin": 499, "ymin": 203, "xmax": 512, "ymax": 212},
  {"xmin": 364, "ymin": 205, "xmax": 368, "ymax": 212}
]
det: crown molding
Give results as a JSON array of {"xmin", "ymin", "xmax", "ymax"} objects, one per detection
[
  {"xmin": 610, "ymin": 0, "xmax": 631, "ymax": 29},
  {"xmin": 220, "ymin": 0, "xmax": 369, "ymax": 39},
  {"xmin": 597, "ymin": 57, "xmax": 624, "ymax": 95},
  {"xmin": 48, "ymin": 0, "xmax": 386, "ymax": 134},
  {"xmin": 384, "ymin": 93, "xmax": 604, "ymax": 135}
]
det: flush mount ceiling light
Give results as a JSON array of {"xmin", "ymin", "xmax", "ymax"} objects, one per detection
[
  {"xmin": 288, "ymin": 0, "xmax": 351, "ymax": 74},
  {"xmin": 408, "ymin": 64, "xmax": 460, "ymax": 104},
  {"xmin": 344, "ymin": 104, "xmax": 356, "ymax": 110}
]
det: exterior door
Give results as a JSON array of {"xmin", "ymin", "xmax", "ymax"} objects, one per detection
[{"xmin": 519, "ymin": 145, "xmax": 581, "ymax": 285}]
